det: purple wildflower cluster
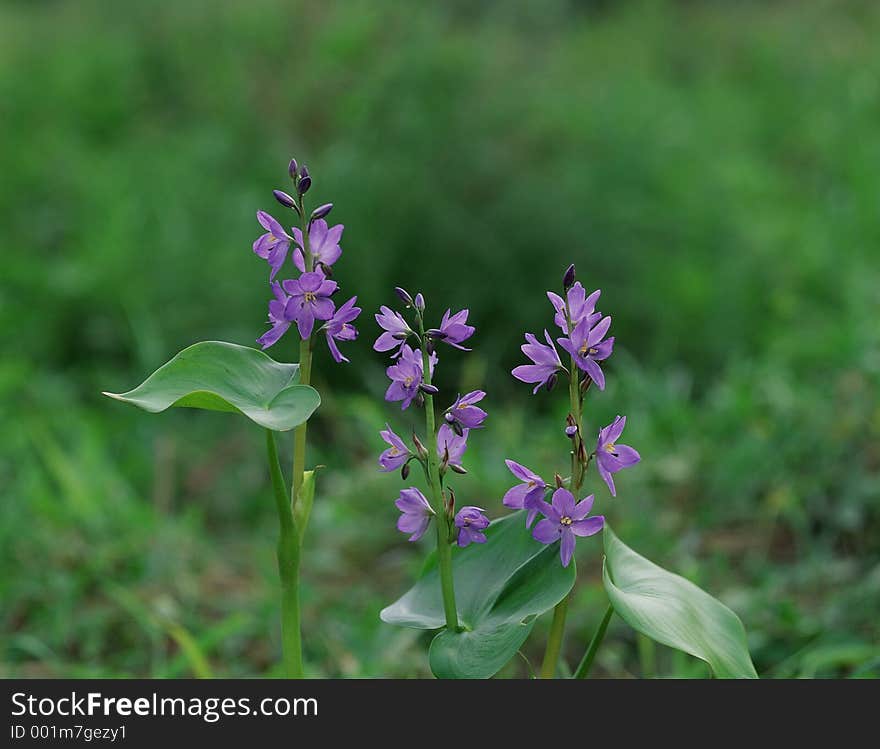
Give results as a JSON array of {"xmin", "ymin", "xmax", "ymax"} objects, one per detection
[
  {"xmin": 506, "ymin": 265, "xmax": 641, "ymax": 566},
  {"xmin": 375, "ymin": 289, "xmax": 489, "ymax": 548},
  {"xmin": 251, "ymin": 160, "xmax": 361, "ymax": 363}
]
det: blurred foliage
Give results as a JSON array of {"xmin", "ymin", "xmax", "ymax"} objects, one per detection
[{"xmin": 1, "ymin": 0, "xmax": 878, "ymax": 677}]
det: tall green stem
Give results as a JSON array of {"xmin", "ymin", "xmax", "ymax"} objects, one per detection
[
  {"xmin": 266, "ymin": 429, "xmax": 303, "ymax": 678},
  {"xmin": 573, "ymin": 603, "xmax": 613, "ymax": 679},
  {"xmin": 418, "ymin": 323, "xmax": 459, "ymax": 632},
  {"xmin": 540, "ymin": 352, "xmax": 584, "ymax": 678}
]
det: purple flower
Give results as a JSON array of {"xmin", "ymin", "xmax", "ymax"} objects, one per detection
[
  {"xmin": 557, "ymin": 316, "xmax": 614, "ymax": 390},
  {"xmin": 253, "ymin": 211, "xmax": 293, "ymax": 280},
  {"xmin": 437, "ymin": 423, "xmax": 468, "ymax": 466},
  {"xmin": 257, "ymin": 281, "xmax": 293, "ymax": 349},
  {"xmin": 395, "ymin": 487, "xmax": 434, "ymax": 542},
  {"xmin": 292, "ymin": 219, "xmax": 343, "ymax": 272},
  {"xmin": 532, "ymin": 488, "xmax": 604, "ymax": 567},
  {"xmin": 379, "ymin": 424, "xmax": 410, "ymax": 472},
  {"xmin": 322, "ymin": 296, "xmax": 360, "ymax": 363},
  {"xmin": 502, "ymin": 460, "xmax": 547, "ymax": 526},
  {"xmin": 281, "ymin": 271, "xmax": 337, "ymax": 339},
  {"xmin": 547, "ymin": 282, "xmax": 602, "ymax": 333},
  {"xmin": 436, "ymin": 308, "xmax": 475, "ymax": 350},
  {"xmin": 595, "ymin": 416, "xmax": 641, "ymax": 497},
  {"xmin": 455, "ymin": 506, "xmax": 489, "ymax": 547},
  {"xmin": 512, "ymin": 330, "xmax": 563, "ymax": 394},
  {"xmin": 384, "ymin": 344, "xmax": 435, "ymax": 410},
  {"xmin": 374, "ymin": 305, "xmax": 412, "ymax": 355},
  {"xmin": 444, "ymin": 390, "xmax": 487, "ymax": 430}
]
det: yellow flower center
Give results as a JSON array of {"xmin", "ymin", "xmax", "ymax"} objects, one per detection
[
  {"xmin": 304, "ymin": 291, "xmax": 317, "ymax": 303},
  {"xmin": 560, "ymin": 516, "xmax": 573, "ymax": 526},
  {"xmin": 604, "ymin": 442, "xmax": 617, "ymax": 453},
  {"xmin": 404, "ymin": 376, "xmax": 414, "ymax": 386}
]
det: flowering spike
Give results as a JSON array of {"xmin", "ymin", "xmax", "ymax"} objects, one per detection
[{"xmin": 563, "ymin": 264, "xmax": 576, "ymax": 290}]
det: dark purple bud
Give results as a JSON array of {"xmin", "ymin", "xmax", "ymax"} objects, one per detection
[
  {"xmin": 299, "ymin": 164, "xmax": 310, "ymax": 180},
  {"xmin": 555, "ymin": 473, "xmax": 565, "ymax": 489},
  {"xmin": 450, "ymin": 420, "xmax": 464, "ymax": 437},
  {"xmin": 311, "ymin": 203, "xmax": 333, "ymax": 221},
  {"xmin": 449, "ymin": 463, "xmax": 467, "ymax": 475},
  {"xmin": 419, "ymin": 383, "xmax": 439, "ymax": 395},
  {"xmin": 426, "ymin": 329, "xmax": 448, "ymax": 340},
  {"xmin": 273, "ymin": 189, "xmax": 297, "ymax": 208},
  {"xmin": 412, "ymin": 433, "xmax": 428, "ymax": 459},
  {"xmin": 563, "ymin": 263, "xmax": 576, "ymax": 290},
  {"xmin": 394, "ymin": 287, "xmax": 414, "ymax": 306},
  {"xmin": 401, "ymin": 462, "xmax": 410, "ymax": 480},
  {"xmin": 297, "ymin": 175, "xmax": 311, "ymax": 195},
  {"xmin": 414, "ymin": 293, "xmax": 425, "ymax": 312},
  {"xmin": 545, "ymin": 372, "xmax": 558, "ymax": 392},
  {"xmin": 288, "ymin": 159, "xmax": 298, "ymax": 179},
  {"xmin": 565, "ymin": 425, "xmax": 578, "ymax": 438}
]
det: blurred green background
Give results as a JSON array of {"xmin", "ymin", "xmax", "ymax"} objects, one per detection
[{"xmin": 2, "ymin": 0, "xmax": 878, "ymax": 678}]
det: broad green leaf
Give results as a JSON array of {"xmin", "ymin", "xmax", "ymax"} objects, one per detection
[
  {"xmin": 602, "ymin": 524, "xmax": 758, "ymax": 678},
  {"xmin": 381, "ymin": 512, "xmax": 575, "ymax": 679},
  {"xmin": 103, "ymin": 341, "xmax": 320, "ymax": 432}
]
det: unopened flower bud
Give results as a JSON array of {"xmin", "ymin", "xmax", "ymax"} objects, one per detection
[
  {"xmin": 412, "ymin": 433, "xmax": 428, "ymax": 459},
  {"xmin": 545, "ymin": 372, "xmax": 558, "ymax": 392},
  {"xmin": 394, "ymin": 287, "xmax": 414, "ymax": 306},
  {"xmin": 311, "ymin": 203, "xmax": 333, "ymax": 221},
  {"xmin": 563, "ymin": 263, "xmax": 576, "ymax": 290},
  {"xmin": 297, "ymin": 175, "xmax": 311, "ymax": 195},
  {"xmin": 565, "ymin": 425, "xmax": 578, "ymax": 438},
  {"xmin": 273, "ymin": 189, "xmax": 297, "ymax": 208},
  {"xmin": 425, "ymin": 329, "xmax": 448, "ymax": 340},
  {"xmin": 414, "ymin": 293, "xmax": 425, "ymax": 312},
  {"xmin": 288, "ymin": 158, "xmax": 298, "ymax": 179},
  {"xmin": 401, "ymin": 462, "xmax": 410, "ymax": 480},
  {"xmin": 449, "ymin": 463, "xmax": 468, "ymax": 475},
  {"xmin": 555, "ymin": 473, "xmax": 565, "ymax": 489},
  {"xmin": 419, "ymin": 383, "xmax": 439, "ymax": 395}
]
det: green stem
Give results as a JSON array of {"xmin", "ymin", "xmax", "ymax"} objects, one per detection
[
  {"xmin": 266, "ymin": 429, "xmax": 303, "ymax": 678},
  {"xmin": 418, "ymin": 322, "xmax": 459, "ymax": 632},
  {"xmin": 573, "ymin": 603, "xmax": 614, "ymax": 679},
  {"xmin": 540, "ymin": 594, "xmax": 569, "ymax": 678},
  {"xmin": 540, "ymin": 352, "xmax": 585, "ymax": 678}
]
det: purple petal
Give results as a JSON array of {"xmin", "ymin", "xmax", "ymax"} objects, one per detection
[
  {"xmin": 571, "ymin": 516, "xmax": 604, "ymax": 537},
  {"xmin": 505, "ymin": 459, "xmax": 540, "ymax": 483},
  {"xmin": 572, "ymin": 494, "xmax": 595, "ymax": 520},
  {"xmin": 551, "ymin": 488, "xmax": 576, "ymax": 517},
  {"xmin": 532, "ymin": 518, "xmax": 561, "ymax": 544},
  {"xmin": 560, "ymin": 529, "xmax": 576, "ymax": 567}
]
